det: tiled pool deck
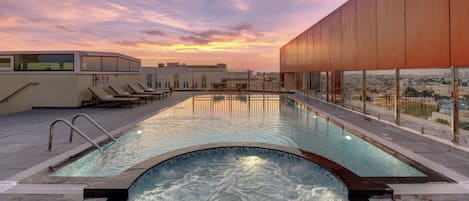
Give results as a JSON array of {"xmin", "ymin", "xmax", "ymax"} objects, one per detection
[{"xmin": 1, "ymin": 92, "xmax": 469, "ymax": 200}]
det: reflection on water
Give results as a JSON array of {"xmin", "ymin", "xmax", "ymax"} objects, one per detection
[
  {"xmin": 53, "ymin": 94, "xmax": 424, "ymax": 177},
  {"xmin": 192, "ymin": 94, "xmax": 279, "ymax": 115}
]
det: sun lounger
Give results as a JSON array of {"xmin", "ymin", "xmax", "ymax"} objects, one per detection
[
  {"xmin": 88, "ymin": 87, "xmax": 140, "ymax": 108},
  {"xmin": 109, "ymin": 85, "xmax": 154, "ymax": 104},
  {"xmin": 128, "ymin": 83, "xmax": 164, "ymax": 98},
  {"xmin": 138, "ymin": 83, "xmax": 172, "ymax": 97}
]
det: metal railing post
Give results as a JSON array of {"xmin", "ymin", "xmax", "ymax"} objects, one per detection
[
  {"xmin": 395, "ymin": 69, "xmax": 400, "ymax": 125},
  {"xmin": 451, "ymin": 66, "xmax": 460, "ymax": 144},
  {"xmin": 362, "ymin": 70, "xmax": 367, "ymax": 114}
]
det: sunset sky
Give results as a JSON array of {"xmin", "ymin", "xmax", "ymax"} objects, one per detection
[{"xmin": 0, "ymin": 0, "xmax": 346, "ymax": 72}]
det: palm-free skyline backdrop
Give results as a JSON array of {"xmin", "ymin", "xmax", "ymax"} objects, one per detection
[{"xmin": 0, "ymin": 0, "xmax": 346, "ymax": 71}]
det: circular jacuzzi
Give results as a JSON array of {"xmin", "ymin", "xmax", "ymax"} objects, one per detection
[
  {"xmin": 83, "ymin": 143, "xmax": 393, "ymax": 201},
  {"xmin": 129, "ymin": 147, "xmax": 347, "ymax": 201}
]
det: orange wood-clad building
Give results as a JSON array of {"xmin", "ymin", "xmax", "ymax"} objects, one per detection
[
  {"xmin": 280, "ymin": 0, "xmax": 469, "ymax": 144},
  {"xmin": 280, "ymin": 0, "xmax": 469, "ymax": 73}
]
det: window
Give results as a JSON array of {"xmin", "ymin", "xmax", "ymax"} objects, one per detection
[
  {"xmin": 146, "ymin": 74, "xmax": 153, "ymax": 87},
  {"xmin": 173, "ymin": 73, "xmax": 179, "ymax": 88},
  {"xmin": 202, "ymin": 74, "xmax": 207, "ymax": 88},
  {"xmin": 14, "ymin": 54, "xmax": 74, "ymax": 71},
  {"xmin": 0, "ymin": 56, "xmax": 13, "ymax": 71},
  {"xmin": 130, "ymin": 61, "xmax": 140, "ymax": 72},
  {"xmin": 82, "ymin": 56, "xmax": 101, "ymax": 71},
  {"xmin": 118, "ymin": 58, "xmax": 130, "ymax": 72},
  {"xmin": 81, "ymin": 56, "xmax": 138, "ymax": 72},
  {"xmin": 102, "ymin": 57, "xmax": 117, "ymax": 72}
]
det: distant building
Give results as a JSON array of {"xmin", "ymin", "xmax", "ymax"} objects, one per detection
[{"xmin": 141, "ymin": 63, "xmax": 250, "ymax": 90}]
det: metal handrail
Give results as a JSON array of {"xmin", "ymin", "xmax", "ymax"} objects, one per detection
[
  {"xmin": 49, "ymin": 119, "xmax": 102, "ymax": 152},
  {"xmin": 69, "ymin": 113, "xmax": 116, "ymax": 143},
  {"xmin": 1, "ymin": 82, "xmax": 39, "ymax": 103}
]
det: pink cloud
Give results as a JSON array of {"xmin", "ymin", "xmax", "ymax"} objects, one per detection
[
  {"xmin": 0, "ymin": 0, "xmax": 347, "ymax": 71},
  {"xmin": 0, "ymin": 16, "xmax": 25, "ymax": 27}
]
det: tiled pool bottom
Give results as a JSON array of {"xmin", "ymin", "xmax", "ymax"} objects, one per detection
[
  {"xmin": 129, "ymin": 147, "xmax": 348, "ymax": 201},
  {"xmin": 52, "ymin": 94, "xmax": 424, "ymax": 177}
]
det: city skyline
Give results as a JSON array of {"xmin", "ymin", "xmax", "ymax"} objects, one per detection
[{"xmin": 0, "ymin": 0, "xmax": 346, "ymax": 72}]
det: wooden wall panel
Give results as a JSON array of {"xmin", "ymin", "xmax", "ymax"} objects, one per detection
[
  {"xmin": 297, "ymin": 34, "xmax": 304, "ymax": 71},
  {"xmin": 357, "ymin": 0, "xmax": 377, "ymax": 69},
  {"xmin": 285, "ymin": 41, "xmax": 293, "ymax": 72},
  {"xmin": 294, "ymin": 38, "xmax": 300, "ymax": 71},
  {"xmin": 286, "ymin": 41, "xmax": 292, "ymax": 71},
  {"xmin": 313, "ymin": 24, "xmax": 321, "ymax": 71},
  {"xmin": 280, "ymin": 47, "xmax": 284, "ymax": 72},
  {"xmin": 283, "ymin": 44, "xmax": 289, "ymax": 72},
  {"xmin": 292, "ymin": 38, "xmax": 298, "ymax": 72},
  {"xmin": 329, "ymin": 10, "xmax": 342, "ymax": 70},
  {"xmin": 450, "ymin": 0, "xmax": 469, "ymax": 66},
  {"xmin": 405, "ymin": 0, "xmax": 450, "ymax": 67},
  {"xmin": 341, "ymin": 0, "xmax": 357, "ymax": 70},
  {"xmin": 301, "ymin": 32, "xmax": 308, "ymax": 71},
  {"xmin": 281, "ymin": 46, "xmax": 287, "ymax": 72},
  {"xmin": 306, "ymin": 28, "xmax": 314, "ymax": 70},
  {"xmin": 376, "ymin": 0, "xmax": 405, "ymax": 68},
  {"xmin": 320, "ymin": 18, "xmax": 330, "ymax": 71}
]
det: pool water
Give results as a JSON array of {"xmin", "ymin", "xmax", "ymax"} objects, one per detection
[
  {"xmin": 53, "ymin": 94, "xmax": 425, "ymax": 177},
  {"xmin": 129, "ymin": 147, "xmax": 348, "ymax": 201}
]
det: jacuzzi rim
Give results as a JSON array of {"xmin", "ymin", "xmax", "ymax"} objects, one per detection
[{"xmin": 84, "ymin": 142, "xmax": 393, "ymax": 201}]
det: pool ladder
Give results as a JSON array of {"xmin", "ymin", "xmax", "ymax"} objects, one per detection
[{"xmin": 48, "ymin": 113, "xmax": 116, "ymax": 152}]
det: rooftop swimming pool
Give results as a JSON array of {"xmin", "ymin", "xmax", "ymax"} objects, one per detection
[{"xmin": 53, "ymin": 94, "xmax": 425, "ymax": 177}]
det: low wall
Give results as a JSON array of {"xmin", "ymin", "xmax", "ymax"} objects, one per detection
[
  {"xmin": 0, "ymin": 74, "xmax": 79, "ymax": 115},
  {"xmin": 0, "ymin": 73, "xmax": 144, "ymax": 115}
]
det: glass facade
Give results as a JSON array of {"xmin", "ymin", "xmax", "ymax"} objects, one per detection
[
  {"xmin": 0, "ymin": 56, "xmax": 13, "ymax": 70},
  {"xmin": 82, "ymin": 56, "xmax": 101, "ymax": 71},
  {"xmin": 319, "ymin": 72, "xmax": 327, "ymax": 100},
  {"xmin": 82, "ymin": 56, "xmax": 139, "ymax": 72},
  {"xmin": 118, "ymin": 58, "xmax": 130, "ymax": 72},
  {"xmin": 291, "ymin": 68, "xmax": 469, "ymax": 145},
  {"xmin": 343, "ymin": 71, "xmax": 363, "ymax": 111},
  {"xmin": 458, "ymin": 68, "xmax": 469, "ymax": 145},
  {"xmin": 366, "ymin": 70, "xmax": 396, "ymax": 122},
  {"xmin": 102, "ymin": 57, "xmax": 117, "ymax": 72},
  {"xmin": 399, "ymin": 68, "xmax": 452, "ymax": 141},
  {"xmin": 130, "ymin": 61, "xmax": 139, "ymax": 72},
  {"xmin": 14, "ymin": 54, "xmax": 74, "ymax": 71},
  {"xmin": 309, "ymin": 72, "xmax": 320, "ymax": 97}
]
